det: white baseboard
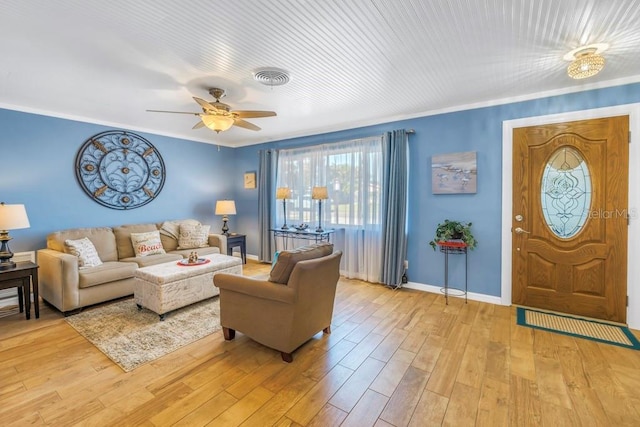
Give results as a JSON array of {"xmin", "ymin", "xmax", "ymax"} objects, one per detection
[{"xmin": 402, "ymin": 281, "xmax": 504, "ymax": 305}]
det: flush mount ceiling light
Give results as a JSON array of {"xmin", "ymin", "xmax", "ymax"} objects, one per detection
[
  {"xmin": 253, "ymin": 67, "xmax": 291, "ymax": 87},
  {"xmin": 564, "ymin": 43, "xmax": 609, "ymax": 80}
]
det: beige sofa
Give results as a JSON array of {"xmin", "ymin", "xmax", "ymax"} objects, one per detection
[
  {"xmin": 37, "ymin": 220, "xmax": 228, "ymax": 315},
  {"xmin": 214, "ymin": 243, "xmax": 342, "ymax": 362}
]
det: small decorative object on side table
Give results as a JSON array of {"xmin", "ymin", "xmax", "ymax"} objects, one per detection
[{"xmin": 226, "ymin": 233, "xmax": 247, "ymax": 264}]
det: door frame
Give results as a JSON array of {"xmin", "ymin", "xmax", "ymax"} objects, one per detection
[{"xmin": 501, "ymin": 103, "xmax": 640, "ymax": 329}]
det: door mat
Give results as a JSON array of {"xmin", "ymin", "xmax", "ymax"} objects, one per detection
[{"xmin": 516, "ymin": 307, "xmax": 640, "ymax": 350}]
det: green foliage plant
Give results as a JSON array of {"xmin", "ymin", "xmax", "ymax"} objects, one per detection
[{"xmin": 429, "ymin": 219, "xmax": 477, "ymax": 250}]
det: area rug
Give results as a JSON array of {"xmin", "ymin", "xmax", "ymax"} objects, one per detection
[
  {"xmin": 65, "ymin": 297, "xmax": 221, "ymax": 372},
  {"xmin": 517, "ymin": 307, "xmax": 640, "ymax": 350}
]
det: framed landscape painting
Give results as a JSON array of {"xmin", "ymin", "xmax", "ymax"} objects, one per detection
[{"xmin": 432, "ymin": 151, "xmax": 477, "ymax": 194}]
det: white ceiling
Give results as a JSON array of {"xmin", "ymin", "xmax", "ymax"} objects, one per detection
[{"xmin": 1, "ymin": 0, "xmax": 639, "ymax": 148}]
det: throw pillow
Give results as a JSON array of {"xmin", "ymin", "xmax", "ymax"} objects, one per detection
[
  {"xmin": 178, "ymin": 223, "xmax": 211, "ymax": 249},
  {"xmin": 64, "ymin": 237, "xmax": 103, "ymax": 269},
  {"xmin": 269, "ymin": 243, "xmax": 334, "ymax": 284},
  {"xmin": 130, "ymin": 231, "xmax": 166, "ymax": 257},
  {"xmin": 159, "ymin": 221, "xmax": 181, "ymax": 240}
]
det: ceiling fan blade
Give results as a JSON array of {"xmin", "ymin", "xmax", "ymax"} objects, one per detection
[
  {"xmin": 147, "ymin": 109, "xmax": 200, "ymax": 115},
  {"xmin": 233, "ymin": 110, "xmax": 277, "ymax": 119},
  {"xmin": 192, "ymin": 120, "xmax": 205, "ymax": 129},
  {"xmin": 193, "ymin": 96, "xmax": 218, "ymax": 111},
  {"xmin": 233, "ymin": 119, "xmax": 261, "ymax": 131}
]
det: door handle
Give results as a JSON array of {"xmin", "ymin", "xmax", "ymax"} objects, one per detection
[{"xmin": 514, "ymin": 227, "xmax": 530, "ymax": 234}]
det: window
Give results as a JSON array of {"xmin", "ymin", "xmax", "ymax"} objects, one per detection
[
  {"xmin": 277, "ymin": 136, "xmax": 384, "ymax": 282},
  {"xmin": 277, "ymin": 136, "xmax": 383, "ymax": 229}
]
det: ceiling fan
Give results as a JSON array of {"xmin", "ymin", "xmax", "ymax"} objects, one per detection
[{"xmin": 147, "ymin": 88, "xmax": 276, "ymax": 133}]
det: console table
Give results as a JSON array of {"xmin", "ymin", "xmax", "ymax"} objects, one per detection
[
  {"xmin": 0, "ymin": 261, "xmax": 39, "ymax": 319},
  {"xmin": 270, "ymin": 228, "xmax": 335, "ymax": 251}
]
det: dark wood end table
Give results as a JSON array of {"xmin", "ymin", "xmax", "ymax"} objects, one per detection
[
  {"xmin": 0, "ymin": 261, "xmax": 39, "ymax": 319},
  {"xmin": 226, "ymin": 233, "xmax": 247, "ymax": 264}
]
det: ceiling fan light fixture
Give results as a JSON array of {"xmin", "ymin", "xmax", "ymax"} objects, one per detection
[
  {"xmin": 565, "ymin": 44, "xmax": 608, "ymax": 80},
  {"xmin": 201, "ymin": 115, "xmax": 234, "ymax": 133}
]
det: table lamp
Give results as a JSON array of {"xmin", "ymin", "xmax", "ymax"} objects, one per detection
[
  {"xmin": 215, "ymin": 200, "xmax": 236, "ymax": 235},
  {"xmin": 276, "ymin": 187, "xmax": 291, "ymax": 229},
  {"xmin": 0, "ymin": 202, "xmax": 31, "ymax": 270},
  {"xmin": 311, "ymin": 186, "xmax": 328, "ymax": 232}
]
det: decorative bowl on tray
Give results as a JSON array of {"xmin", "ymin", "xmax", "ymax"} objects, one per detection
[
  {"xmin": 294, "ymin": 223, "xmax": 309, "ymax": 231},
  {"xmin": 177, "ymin": 258, "xmax": 210, "ymax": 266}
]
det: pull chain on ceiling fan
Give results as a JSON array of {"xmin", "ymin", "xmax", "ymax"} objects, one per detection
[{"xmin": 147, "ymin": 88, "xmax": 276, "ymax": 133}]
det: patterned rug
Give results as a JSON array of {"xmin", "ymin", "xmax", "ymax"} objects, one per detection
[
  {"xmin": 517, "ymin": 307, "xmax": 640, "ymax": 350},
  {"xmin": 65, "ymin": 297, "xmax": 221, "ymax": 372}
]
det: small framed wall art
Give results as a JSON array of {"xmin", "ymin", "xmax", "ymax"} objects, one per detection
[
  {"xmin": 432, "ymin": 151, "xmax": 477, "ymax": 194},
  {"xmin": 244, "ymin": 171, "xmax": 257, "ymax": 189}
]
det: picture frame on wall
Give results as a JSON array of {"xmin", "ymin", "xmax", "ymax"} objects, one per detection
[
  {"xmin": 432, "ymin": 151, "xmax": 477, "ymax": 194},
  {"xmin": 244, "ymin": 171, "xmax": 257, "ymax": 189}
]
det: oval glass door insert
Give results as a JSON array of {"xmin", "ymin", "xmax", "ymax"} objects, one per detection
[{"xmin": 541, "ymin": 146, "xmax": 592, "ymax": 238}]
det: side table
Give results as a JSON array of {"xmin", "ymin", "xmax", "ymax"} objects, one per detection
[
  {"xmin": 226, "ymin": 233, "xmax": 246, "ymax": 264},
  {"xmin": 0, "ymin": 261, "xmax": 39, "ymax": 319}
]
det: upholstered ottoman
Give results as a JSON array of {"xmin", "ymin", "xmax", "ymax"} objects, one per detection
[{"xmin": 134, "ymin": 253, "xmax": 242, "ymax": 320}]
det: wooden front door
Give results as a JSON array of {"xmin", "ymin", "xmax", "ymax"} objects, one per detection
[{"xmin": 512, "ymin": 116, "xmax": 629, "ymax": 323}]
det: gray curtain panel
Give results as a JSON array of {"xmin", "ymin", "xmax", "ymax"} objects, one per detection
[
  {"xmin": 258, "ymin": 149, "xmax": 278, "ymax": 262},
  {"xmin": 380, "ymin": 129, "xmax": 409, "ymax": 287}
]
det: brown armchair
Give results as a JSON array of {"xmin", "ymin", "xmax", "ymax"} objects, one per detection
[{"xmin": 213, "ymin": 244, "xmax": 342, "ymax": 362}]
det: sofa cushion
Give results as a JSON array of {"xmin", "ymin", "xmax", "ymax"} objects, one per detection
[
  {"xmin": 78, "ymin": 261, "xmax": 138, "ymax": 289},
  {"xmin": 47, "ymin": 227, "xmax": 118, "ymax": 262},
  {"xmin": 120, "ymin": 253, "xmax": 183, "ymax": 267},
  {"xmin": 158, "ymin": 219, "xmax": 200, "ymax": 251},
  {"xmin": 130, "ymin": 230, "xmax": 166, "ymax": 257},
  {"xmin": 178, "ymin": 223, "xmax": 211, "ymax": 249},
  {"xmin": 64, "ymin": 237, "xmax": 103, "ymax": 269},
  {"xmin": 113, "ymin": 224, "xmax": 157, "ymax": 260},
  {"xmin": 269, "ymin": 243, "xmax": 334, "ymax": 284}
]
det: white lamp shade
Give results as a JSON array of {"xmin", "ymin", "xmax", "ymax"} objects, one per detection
[
  {"xmin": 201, "ymin": 115, "xmax": 235, "ymax": 133},
  {"xmin": 276, "ymin": 187, "xmax": 291, "ymax": 199},
  {"xmin": 312, "ymin": 186, "xmax": 328, "ymax": 200},
  {"xmin": 0, "ymin": 204, "xmax": 30, "ymax": 230},
  {"xmin": 215, "ymin": 200, "xmax": 237, "ymax": 215}
]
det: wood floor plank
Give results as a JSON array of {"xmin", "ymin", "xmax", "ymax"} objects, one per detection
[
  {"xmin": 340, "ymin": 389, "xmax": 388, "ymax": 427},
  {"xmin": 207, "ymin": 386, "xmax": 274, "ymax": 427},
  {"xmin": 369, "ymin": 348, "xmax": 415, "ymax": 397},
  {"xmin": 240, "ymin": 375, "xmax": 316, "ymax": 427},
  {"xmin": 172, "ymin": 391, "xmax": 238, "ymax": 427},
  {"xmin": 285, "ymin": 364, "xmax": 353, "ymax": 425},
  {"xmin": 408, "ymin": 389, "xmax": 448, "ymax": 427},
  {"xmin": 442, "ymin": 382, "xmax": 481, "ymax": 426},
  {"xmin": 476, "ymin": 377, "xmax": 509, "ymax": 427},
  {"xmin": 509, "ymin": 375, "xmax": 542, "ymax": 426},
  {"xmin": 306, "ymin": 404, "xmax": 348, "ymax": 427},
  {"xmin": 379, "ymin": 365, "xmax": 430, "ymax": 426},
  {"xmin": 328, "ymin": 357, "xmax": 385, "ymax": 412}
]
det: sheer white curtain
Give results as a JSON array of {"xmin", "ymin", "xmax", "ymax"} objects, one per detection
[{"xmin": 277, "ymin": 136, "xmax": 383, "ymax": 282}]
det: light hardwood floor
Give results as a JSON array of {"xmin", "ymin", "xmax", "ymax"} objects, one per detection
[{"xmin": 1, "ymin": 260, "xmax": 640, "ymax": 426}]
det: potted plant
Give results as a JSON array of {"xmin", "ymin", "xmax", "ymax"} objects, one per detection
[{"xmin": 429, "ymin": 219, "xmax": 477, "ymax": 250}]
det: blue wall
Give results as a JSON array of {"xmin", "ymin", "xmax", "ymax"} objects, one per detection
[
  {"xmin": 0, "ymin": 109, "xmax": 236, "ymax": 252},
  {"xmin": 235, "ymin": 83, "xmax": 640, "ymax": 297},
  {"xmin": 2, "ymin": 83, "xmax": 639, "ymax": 298}
]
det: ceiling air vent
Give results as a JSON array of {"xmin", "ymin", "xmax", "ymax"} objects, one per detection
[{"xmin": 253, "ymin": 68, "xmax": 291, "ymax": 86}]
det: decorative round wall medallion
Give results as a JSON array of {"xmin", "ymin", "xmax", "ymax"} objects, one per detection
[{"xmin": 75, "ymin": 130, "xmax": 166, "ymax": 210}]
